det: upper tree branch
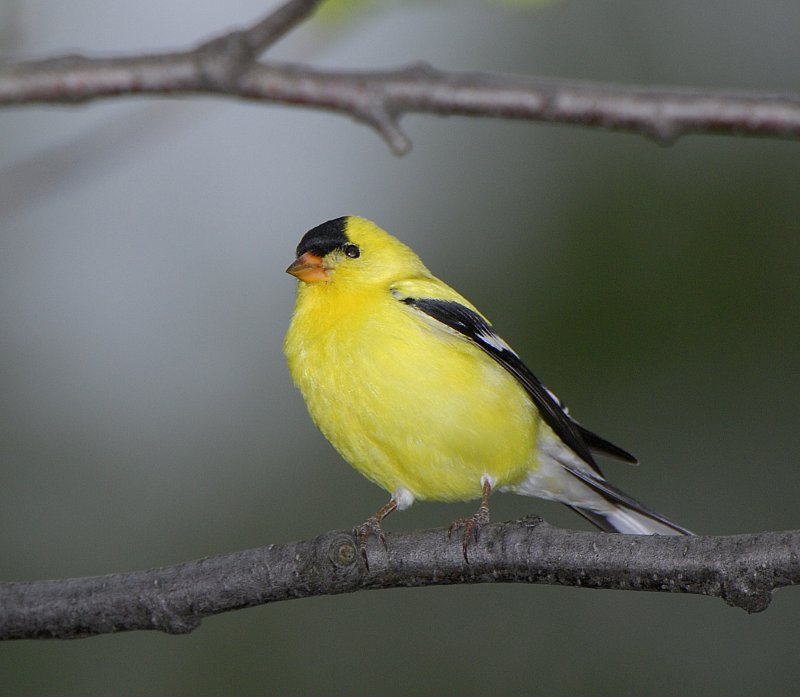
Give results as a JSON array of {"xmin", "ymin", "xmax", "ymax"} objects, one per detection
[
  {"xmin": 2, "ymin": 518, "xmax": 799, "ymax": 641},
  {"xmin": 1, "ymin": 0, "xmax": 799, "ymax": 154}
]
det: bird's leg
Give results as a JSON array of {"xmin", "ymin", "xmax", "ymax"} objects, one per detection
[
  {"xmin": 448, "ymin": 476, "xmax": 492, "ymax": 562},
  {"xmin": 353, "ymin": 498, "xmax": 398, "ymax": 568}
]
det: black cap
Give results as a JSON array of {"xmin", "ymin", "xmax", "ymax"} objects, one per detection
[{"xmin": 296, "ymin": 217, "xmax": 349, "ymax": 257}]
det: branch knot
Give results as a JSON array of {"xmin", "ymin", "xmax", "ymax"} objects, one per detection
[{"xmin": 194, "ymin": 31, "xmax": 259, "ymax": 91}]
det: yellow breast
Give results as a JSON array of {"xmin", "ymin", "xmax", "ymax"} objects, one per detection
[{"xmin": 284, "ymin": 282, "xmax": 539, "ymax": 502}]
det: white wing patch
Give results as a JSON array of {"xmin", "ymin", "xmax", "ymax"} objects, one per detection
[
  {"xmin": 543, "ymin": 385, "xmax": 569, "ymax": 415},
  {"xmin": 475, "ymin": 328, "xmax": 517, "ymax": 355}
]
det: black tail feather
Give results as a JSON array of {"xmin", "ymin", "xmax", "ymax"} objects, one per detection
[
  {"xmin": 561, "ymin": 462, "xmax": 692, "ymax": 535},
  {"xmin": 575, "ymin": 424, "xmax": 638, "ymax": 464},
  {"xmin": 567, "ymin": 506, "xmax": 618, "ymax": 532}
]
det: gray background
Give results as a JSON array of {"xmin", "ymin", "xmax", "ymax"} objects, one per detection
[{"xmin": 2, "ymin": 0, "xmax": 799, "ymax": 694}]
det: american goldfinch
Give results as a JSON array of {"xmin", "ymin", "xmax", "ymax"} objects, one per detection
[{"xmin": 284, "ymin": 216, "xmax": 690, "ymax": 560}]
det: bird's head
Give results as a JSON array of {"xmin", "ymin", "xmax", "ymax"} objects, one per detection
[{"xmin": 286, "ymin": 216, "xmax": 429, "ymax": 289}]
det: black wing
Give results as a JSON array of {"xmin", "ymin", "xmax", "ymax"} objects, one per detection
[
  {"xmin": 575, "ymin": 423, "xmax": 637, "ymax": 464},
  {"xmin": 401, "ymin": 296, "xmax": 608, "ymax": 474}
]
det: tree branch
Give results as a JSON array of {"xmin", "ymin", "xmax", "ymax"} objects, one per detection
[
  {"xmin": 231, "ymin": 0, "xmax": 324, "ymax": 55},
  {"xmin": 0, "ymin": 0, "xmax": 798, "ymax": 154},
  {"xmin": 2, "ymin": 517, "xmax": 798, "ymax": 640}
]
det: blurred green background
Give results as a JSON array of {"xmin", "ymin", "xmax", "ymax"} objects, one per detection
[{"xmin": 1, "ymin": 0, "xmax": 799, "ymax": 694}]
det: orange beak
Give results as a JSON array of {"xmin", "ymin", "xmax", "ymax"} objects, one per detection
[{"xmin": 286, "ymin": 252, "xmax": 330, "ymax": 283}]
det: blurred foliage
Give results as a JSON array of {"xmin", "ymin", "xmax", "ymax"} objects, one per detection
[
  {"xmin": 315, "ymin": 0, "xmax": 376, "ymax": 24},
  {"xmin": 316, "ymin": 0, "xmax": 558, "ymax": 25}
]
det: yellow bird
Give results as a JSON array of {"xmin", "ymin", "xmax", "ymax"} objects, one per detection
[{"xmin": 284, "ymin": 216, "xmax": 690, "ymax": 560}]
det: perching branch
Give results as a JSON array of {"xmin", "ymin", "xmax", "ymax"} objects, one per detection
[
  {"xmin": 1, "ymin": 0, "xmax": 799, "ymax": 154},
  {"xmin": 2, "ymin": 518, "xmax": 798, "ymax": 640}
]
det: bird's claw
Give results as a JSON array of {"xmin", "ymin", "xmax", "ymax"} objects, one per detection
[
  {"xmin": 353, "ymin": 515, "xmax": 388, "ymax": 569},
  {"xmin": 448, "ymin": 505, "xmax": 490, "ymax": 562}
]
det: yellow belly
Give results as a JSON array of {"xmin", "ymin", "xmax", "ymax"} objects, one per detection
[{"xmin": 285, "ymin": 285, "xmax": 539, "ymax": 501}]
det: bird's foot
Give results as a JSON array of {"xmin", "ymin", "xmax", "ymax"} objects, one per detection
[
  {"xmin": 448, "ymin": 504, "xmax": 490, "ymax": 562},
  {"xmin": 353, "ymin": 515, "xmax": 388, "ymax": 568},
  {"xmin": 352, "ymin": 498, "xmax": 398, "ymax": 570}
]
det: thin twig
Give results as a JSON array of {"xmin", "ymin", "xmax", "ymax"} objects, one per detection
[
  {"xmin": 2, "ymin": 519, "xmax": 798, "ymax": 640},
  {"xmin": 236, "ymin": 0, "xmax": 324, "ymax": 55},
  {"xmin": 0, "ymin": 0, "xmax": 798, "ymax": 154}
]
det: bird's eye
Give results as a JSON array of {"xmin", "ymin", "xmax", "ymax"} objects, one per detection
[{"xmin": 343, "ymin": 244, "xmax": 361, "ymax": 259}]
